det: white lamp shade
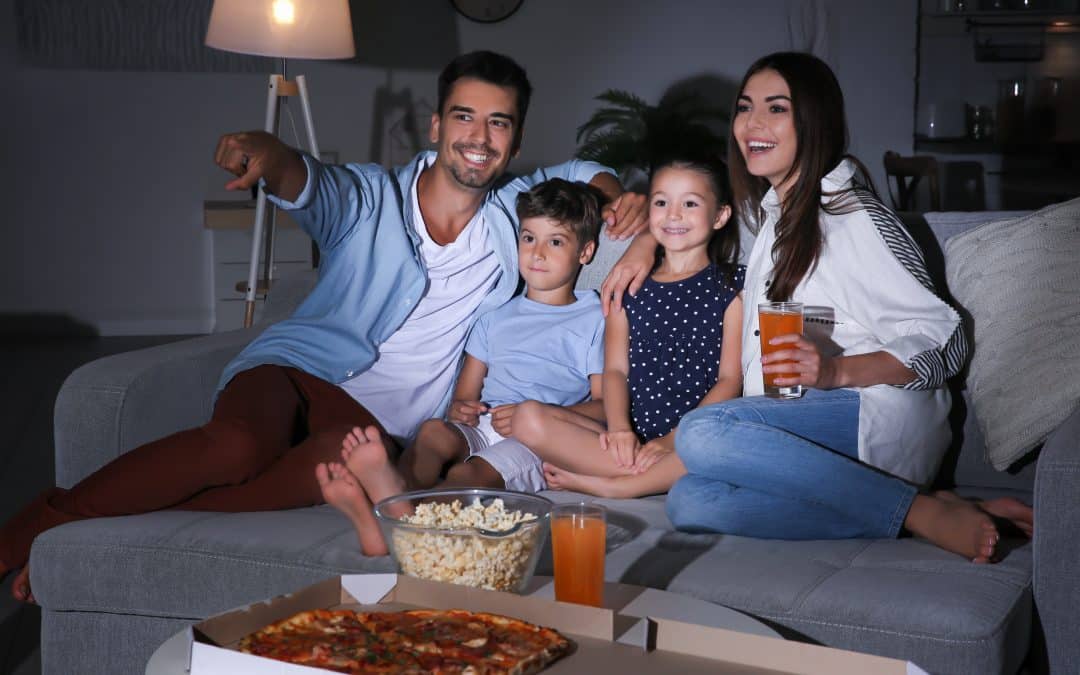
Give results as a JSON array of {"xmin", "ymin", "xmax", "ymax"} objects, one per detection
[{"xmin": 206, "ymin": 0, "xmax": 355, "ymax": 59}]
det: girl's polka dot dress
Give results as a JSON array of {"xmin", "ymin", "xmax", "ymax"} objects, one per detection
[{"xmin": 624, "ymin": 263, "xmax": 745, "ymax": 442}]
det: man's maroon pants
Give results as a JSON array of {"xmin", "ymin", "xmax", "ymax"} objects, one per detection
[{"xmin": 0, "ymin": 365, "xmax": 384, "ymax": 571}]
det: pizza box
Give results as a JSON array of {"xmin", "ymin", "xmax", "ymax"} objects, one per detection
[{"xmin": 187, "ymin": 574, "xmax": 929, "ymax": 674}]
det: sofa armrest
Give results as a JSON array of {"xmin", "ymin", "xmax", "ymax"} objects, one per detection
[
  {"xmin": 1032, "ymin": 405, "xmax": 1080, "ymax": 673},
  {"xmin": 53, "ymin": 328, "xmax": 263, "ymax": 487}
]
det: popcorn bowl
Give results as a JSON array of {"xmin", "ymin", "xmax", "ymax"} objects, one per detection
[{"xmin": 373, "ymin": 488, "xmax": 553, "ymax": 594}]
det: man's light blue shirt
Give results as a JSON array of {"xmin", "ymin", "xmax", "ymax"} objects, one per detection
[{"xmin": 217, "ymin": 151, "xmax": 613, "ymax": 419}]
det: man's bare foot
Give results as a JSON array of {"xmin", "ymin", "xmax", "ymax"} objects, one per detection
[
  {"xmin": 935, "ymin": 491, "xmax": 1033, "ymax": 538},
  {"xmin": 543, "ymin": 463, "xmax": 625, "ymax": 499},
  {"xmin": 315, "ymin": 462, "xmax": 387, "ymax": 556},
  {"xmin": 11, "ymin": 566, "xmax": 33, "ymax": 604},
  {"xmin": 341, "ymin": 426, "xmax": 409, "ymax": 509},
  {"xmin": 905, "ymin": 493, "xmax": 999, "ymax": 563}
]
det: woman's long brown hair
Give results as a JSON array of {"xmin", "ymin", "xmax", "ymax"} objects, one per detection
[{"xmin": 727, "ymin": 52, "xmax": 874, "ymax": 302}]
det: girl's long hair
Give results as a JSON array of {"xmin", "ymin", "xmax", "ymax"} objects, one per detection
[
  {"xmin": 727, "ymin": 52, "xmax": 875, "ymax": 301},
  {"xmin": 649, "ymin": 155, "xmax": 740, "ymax": 276}
]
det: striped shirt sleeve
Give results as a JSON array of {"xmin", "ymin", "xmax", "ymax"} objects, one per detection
[{"xmin": 854, "ymin": 190, "xmax": 969, "ymax": 389}]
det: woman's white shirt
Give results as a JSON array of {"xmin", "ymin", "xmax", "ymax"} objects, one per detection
[{"xmin": 741, "ymin": 160, "xmax": 963, "ymax": 485}]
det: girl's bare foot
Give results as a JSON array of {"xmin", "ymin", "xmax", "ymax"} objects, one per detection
[
  {"xmin": 11, "ymin": 566, "xmax": 33, "ymax": 604},
  {"xmin": 935, "ymin": 491, "xmax": 1033, "ymax": 538},
  {"xmin": 905, "ymin": 493, "xmax": 999, "ymax": 563},
  {"xmin": 543, "ymin": 462, "xmax": 624, "ymax": 499},
  {"xmin": 315, "ymin": 462, "xmax": 387, "ymax": 556},
  {"xmin": 341, "ymin": 426, "xmax": 409, "ymax": 507}
]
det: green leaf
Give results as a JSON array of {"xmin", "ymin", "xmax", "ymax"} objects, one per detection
[{"xmin": 574, "ymin": 87, "xmax": 729, "ymax": 175}]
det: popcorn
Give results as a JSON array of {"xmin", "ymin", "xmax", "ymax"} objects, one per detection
[{"xmin": 390, "ymin": 498, "xmax": 542, "ymax": 592}]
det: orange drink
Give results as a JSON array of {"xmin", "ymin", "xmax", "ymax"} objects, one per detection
[
  {"xmin": 550, "ymin": 503, "xmax": 606, "ymax": 607},
  {"xmin": 758, "ymin": 302, "xmax": 804, "ymax": 398}
]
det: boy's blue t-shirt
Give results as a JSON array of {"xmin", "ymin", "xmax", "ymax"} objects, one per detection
[{"xmin": 466, "ymin": 290, "xmax": 605, "ymax": 408}]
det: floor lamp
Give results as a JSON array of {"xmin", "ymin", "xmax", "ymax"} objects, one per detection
[{"xmin": 205, "ymin": 0, "xmax": 355, "ymax": 327}]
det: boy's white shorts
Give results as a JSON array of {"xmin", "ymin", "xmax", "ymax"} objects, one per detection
[{"xmin": 451, "ymin": 414, "xmax": 546, "ymax": 493}]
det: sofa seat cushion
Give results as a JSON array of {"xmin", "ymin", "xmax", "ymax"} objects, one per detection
[
  {"xmin": 30, "ymin": 507, "xmax": 395, "ymax": 620},
  {"xmin": 575, "ymin": 492, "xmax": 1033, "ymax": 675}
]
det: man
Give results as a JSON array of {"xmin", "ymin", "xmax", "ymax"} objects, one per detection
[
  {"xmin": 213, "ymin": 49, "xmax": 648, "ymax": 461},
  {"xmin": 0, "ymin": 51, "xmax": 650, "ymax": 602}
]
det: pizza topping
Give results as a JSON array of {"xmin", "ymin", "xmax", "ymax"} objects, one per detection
[
  {"xmin": 462, "ymin": 636, "xmax": 488, "ymax": 649},
  {"xmin": 237, "ymin": 608, "xmax": 570, "ymax": 674}
]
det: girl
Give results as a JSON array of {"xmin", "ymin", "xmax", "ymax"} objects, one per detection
[
  {"xmin": 665, "ymin": 52, "xmax": 1032, "ymax": 563},
  {"xmin": 528, "ymin": 155, "xmax": 745, "ymax": 497}
]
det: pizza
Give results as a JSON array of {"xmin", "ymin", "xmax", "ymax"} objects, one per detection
[{"xmin": 236, "ymin": 607, "xmax": 572, "ymax": 674}]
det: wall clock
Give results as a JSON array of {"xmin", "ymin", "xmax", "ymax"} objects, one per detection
[{"xmin": 450, "ymin": 0, "xmax": 524, "ymax": 23}]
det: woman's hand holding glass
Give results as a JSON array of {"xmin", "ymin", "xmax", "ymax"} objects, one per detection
[{"xmin": 761, "ymin": 334, "xmax": 841, "ymax": 390}]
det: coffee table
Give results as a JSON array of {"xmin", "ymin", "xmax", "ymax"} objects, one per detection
[{"xmin": 146, "ymin": 575, "xmax": 780, "ymax": 674}]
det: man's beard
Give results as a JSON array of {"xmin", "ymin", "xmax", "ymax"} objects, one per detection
[
  {"xmin": 447, "ymin": 144, "xmax": 501, "ymax": 189},
  {"xmin": 448, "ymin": 164, "xmax": 496, "ymax": 189}
]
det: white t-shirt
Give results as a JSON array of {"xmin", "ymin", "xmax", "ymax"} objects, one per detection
[{"xmin": 339, "ymin": 156, "xmax": 502, "ymax": 444}]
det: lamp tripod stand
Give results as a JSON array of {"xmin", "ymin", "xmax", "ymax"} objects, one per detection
[{"xmin": 242, "ymin": 66, "xmax": 321, "ymax": 328}]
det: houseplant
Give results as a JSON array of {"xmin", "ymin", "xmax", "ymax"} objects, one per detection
[{"xmin": 574, "ymin": 89, "xmax": 730, "ymax": 190}]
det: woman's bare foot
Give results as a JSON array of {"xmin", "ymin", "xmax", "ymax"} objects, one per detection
[
  {"xmin": 11, "ymin": 566, "xmax": 33, "ymax": 604},
  {"xmin": 315, "ymin": 462, "xmax": 387, "ymax": 556},
  {"xmin": 935, "ymin": 491, "xmax": 1033, "ymax": 538},
  {"xmin": 978, "ymin": 497, "xmax": 1034, "ymax": 538},
  {"xmin": 543, "ymin": 463, "xmax": 626, "ymax": 499},
  {"xmin": 905, "ymin": 493, "xmax": 999, "ymax": 563}
]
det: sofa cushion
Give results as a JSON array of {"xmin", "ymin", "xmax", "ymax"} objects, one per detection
[
  {"xmin": 586, "ymin": 493, "xmax": 1033, "ymax": 675},
  {"xmin": 30, "ymin": 508, "xmax": 394, "ymax": 619},
  {"xmin": 944, "ymin": 197, "xmax": 1080, "ymax": 470},
  {"xmin": 899, "ymin": 211, "xmax": 1033, "ymax": 491},
  {"xmin": 576, "ymin": 233, "xmax": 632, "ymax": 292}
]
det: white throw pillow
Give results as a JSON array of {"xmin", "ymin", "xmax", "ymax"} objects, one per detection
[{"xmin": 944, "ymin": 197, "xmax": 1080, "ymax": 470}]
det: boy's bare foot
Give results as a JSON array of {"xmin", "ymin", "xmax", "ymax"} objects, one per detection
[
  {"xmin": 935, "ymin": 491, "xmax": 1033, "ymax": 538},
  {"xmin": 11, "ymin": 566, "xmax": 33, "ymax": 603},
  {"xmin": 905, "ymin": 493, "xmax": 999, "ymax": 563},
  {"xmin": 341, "ymin": 426, "xmax": 409, "ymax": 505},
  {"xmin": 315, "ymin": 462, "xmax": 387, "ymax": 556},
  {"xmin": 543, "ymin": 462, "xmax": 625, "ymax": 499}
]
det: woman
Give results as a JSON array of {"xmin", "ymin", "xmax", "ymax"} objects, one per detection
[{"xmin": 664, "ymin": 52, "xmax": 1031, "ymax": 562}]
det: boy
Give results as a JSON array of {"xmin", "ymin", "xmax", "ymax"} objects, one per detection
[{"xmin": 317, "ymin": 178, "xmax": 608, "ymax": 555}]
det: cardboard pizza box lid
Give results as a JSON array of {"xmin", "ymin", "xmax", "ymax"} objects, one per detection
[{"xmin": 188, "ymin": 574, "xmax": 927, "ymax": 674}]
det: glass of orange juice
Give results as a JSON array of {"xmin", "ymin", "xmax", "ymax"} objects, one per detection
[
  {"xmin": 758, "ymin": 302, "xmax": 804, "ymax": 399},
  {"xmin": 550, "ymin": 502, "xmax": 606, "ymax": 607}
]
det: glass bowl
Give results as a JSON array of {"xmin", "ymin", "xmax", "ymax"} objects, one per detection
[{"xmin": 373, "ymin": 488, "xmax": 552, "ymax": 594}]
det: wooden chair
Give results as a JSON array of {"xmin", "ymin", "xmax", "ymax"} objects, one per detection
[
  {"xmin": 942, "ymin": 160, "xmax": 987, "ymax": 211},
  {"xmin": 883, "ymin": 151, "xmax": 941, "ymax": 212}
]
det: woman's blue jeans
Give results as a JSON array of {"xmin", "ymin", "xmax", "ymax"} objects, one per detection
[{"xmin": 668, "ymin": 389, "xmax": 917, "ymax": 540}]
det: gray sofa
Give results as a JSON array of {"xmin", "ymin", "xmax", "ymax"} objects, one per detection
[{"xmin": 31, "ymin": 210, "xmax": 1078, "ymax": 674}]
